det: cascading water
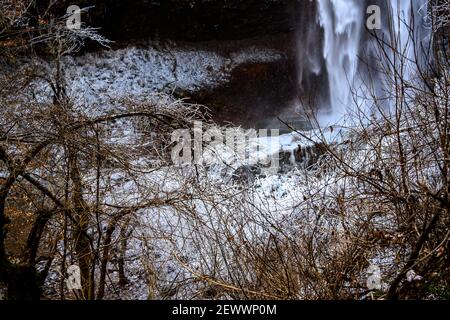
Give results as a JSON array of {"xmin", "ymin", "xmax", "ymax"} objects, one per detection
[
  {"xmin": 308, "ymin": 0, "xmax": 430, "ymax": 125},
  {"xmin": 317, "ymin": 0, "xmax": 363, "ymax": 117},
  {"xmin": 388, "ymin": 0, "xmax": 429, "ymax": 82}
]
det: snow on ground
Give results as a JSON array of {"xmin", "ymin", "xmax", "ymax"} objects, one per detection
[
  {"xmin": 30, "ymin": 41, "xmax": 283, "ymax": 111},
  {"xmin": 94, "ymin": 125, "xmax": 345, "ymax": 299},
  {"xmin": 35, "ymin": 40, "xmax": 419, "ymax": 299},
  {"xmin": 30, "ymin": 40, "xmax": 356, "ymax": 298}
]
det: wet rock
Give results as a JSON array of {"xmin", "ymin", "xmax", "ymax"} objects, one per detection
[
  {"xmin": 185, "ymin": 34, "xmax": 298, "ymax": 128},
  {"xmin": 232, "ymin": 164, "xmax": 262, "ymax": 185},
  {"xmin": 276, "ymin": 142, "xmax": 329, "ymax": 172},
  {"xmin": 294, "ymin": 142, "xmax": 327, "ymax": 168},
  {"xmin": 62, "ymin": 0, "xmax": 303, "ymax": 42}
]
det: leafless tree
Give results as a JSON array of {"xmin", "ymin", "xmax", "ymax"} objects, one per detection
[{"xmin": 0, "ymin": 1, "xmax": 207, "ymax": 300}]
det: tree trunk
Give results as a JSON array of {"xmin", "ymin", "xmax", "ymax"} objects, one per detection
[
  {"xmin": 69, "ymin": 149, "xmax": 94, "ymax": 300},
  {"xmin": 118, "ymin": 221, "xmax": 130, "ymax": 287}
]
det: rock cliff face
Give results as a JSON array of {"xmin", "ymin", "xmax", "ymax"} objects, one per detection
[
  {"xmin": 34, "ymin": 0, "xmax": 316, "ymax": 127},
  {"xmin": 84, "ymin": 0, "xmax": 301, "ymax": 41},
  {"xmin": 73, "ymin": 0, "xmax": 306, "ymax": 127},
  {"xmin": 187, "ymin": 34, "xmax": 299, "ymax": 128},
  {"xmin": 41, "ymin": 0, "xmax": 303, "ymax": 41}
]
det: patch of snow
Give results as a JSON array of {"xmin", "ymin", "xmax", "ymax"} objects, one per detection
[{"xmin": 30, "ymin": 42, "xmax": 283, "ymax": 110}]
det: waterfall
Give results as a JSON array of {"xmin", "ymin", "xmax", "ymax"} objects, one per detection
[
  {"xmin": 311, "ymin": 0, "xmax": 430, "ymax": 124},
  {"xmin": 388, "ymin": 0, "xmax": 429, "ymax": 82},
  {"xmin": 317, "ymin": 0, "xmax": 363, "ymax": 117}
]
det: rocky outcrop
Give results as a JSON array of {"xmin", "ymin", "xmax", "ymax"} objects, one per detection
[
  {"xmin": 38, "ymin": 0, "xmax": 303, "ymax": 42},
  {"xmin": 180, "ymin": 33, "xmax": 298, "ymax": 128},
  {"xmin": 81, "ymin": 0, "xmax": 301, "ymax": 41},
  {"xmin": 230, "ymin": 141, "xmax": 330, "ymax": 186}
]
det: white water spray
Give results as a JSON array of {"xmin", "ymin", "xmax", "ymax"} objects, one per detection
[
  {"xmin": 314, "ymin": 0, "xmax": 430, "ymax": 124},
  {"xmin": 389, "ymin": 0, "xmax": 429, "ymax": 81},
  {"xmin": 317, "ymin": 0, "xmax": 363, "ymax": 117}
]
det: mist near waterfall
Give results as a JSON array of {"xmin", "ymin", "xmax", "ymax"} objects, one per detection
[{"xmin": 296, "ymin": 0, "xmax": 431, "ymax": 127}]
